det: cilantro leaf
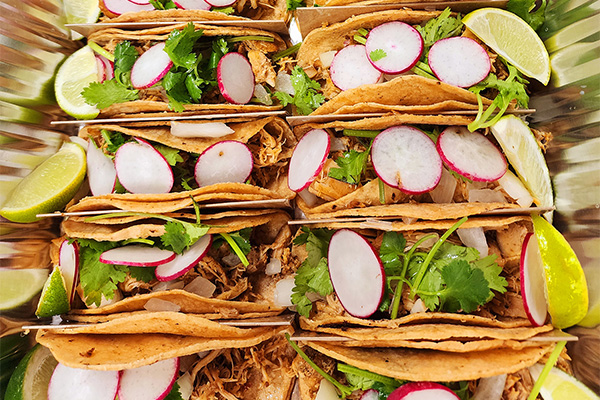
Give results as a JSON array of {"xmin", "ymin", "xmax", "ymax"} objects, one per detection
[
  {"xmin": 472, "ymin": 254, "xmax": 507, "ymax": 297},
  {"xmin": 212, "ymin": 228, "xmax": 252, "ymax": 256},
  {"xmin": 100, "ymin": 130, "xmax": 127, "ymax": 154},
  {"xmin": 212, "ymin": 6, "xmax": 234, "ymax": 14},
  {"xmin": 153, "ymin": 143, "xmax": 183, "ymax": 166},
  {"xmin": 163, "ymin": 383, "xmax": 184, "ymax": 400},
  {"xmin": 437, "ymin": 259, "xmax": 490, "ymax": 313},
  {"xmin": 129, "ymin": 266, "xmax": 157, "ymax": 283},
  {"xmin": 369, "ymin": 49, "xmax": 387, "ymax": 62},
  {"xmin": 328, "ymin": 148, "xmax": 370, "ymax": 184},
  {"xmin": 415, "ymin": 8, "xmax": 463, "ymax": 55},
  {"xmin": 160, "ymin": 220, "xmax": 210, "ymax": 254},
  {"xmin": 507, "ymin": 0, "xmax": 546, "ymax": 31},
  {"xmin": 286, "ymin": 0, "xmax": 304, "ymax": 10},
  {"xmin": 82, "ymin": 80, "xmax": 139, "ymax": 109},
  {"xmin": 113, "ymin": 41, "xmax": 139, "ymax": 86},
  {"xmin": 150, "ymin": 0, "xmax": 177, "ymax": 9},
  {"xmin": 165, "ymin": 23, "xmax": 203, "ymax": 69},
  {"xmin": 379, "ymin": 231, "xmax": 406, "ymax": 277},
  {"xmin": 274, "ymin": 66, "xmax": 325, "ymax": 115}
]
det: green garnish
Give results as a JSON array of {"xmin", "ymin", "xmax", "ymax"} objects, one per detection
[
  {"xmin": 328, "ymin": 146, "xmax": 371, "ymax": 185},
  {"xmin": 527, "ymin": 341, "xmax": 567, "ymax": 400},
  {"xmin": 369, "ymin": 49, "xmax": 387, "ymax": 62},
  {"xmin": 342, "ymin": 129, "xmax": 380, "ymax": 138},
  {"xmin": 150, "ymin": 0, "xmax": 177, "ymax": 9},
  {"xmin": 218, "ymin": 232, "xmax": 250, "ymax": 267},
  {"xmin": 273, "ymin": 66, "xmax": 325, "ymax": 115},
  {"xmin": 273, "ymin": 43, "xmax": 302, "ymax": 62},
  {"xmin": 507, "ymin": 0, "xmax": 547, "ymax": 31},
  {"xmin": 82, "ymin": 79, "xmax": 139, "ymax": 109},
  {"xmin": 286, "ymin": 0, "xmax": 305, "ymax": 11}
]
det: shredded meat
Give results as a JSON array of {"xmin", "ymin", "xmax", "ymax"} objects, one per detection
[{"xmin": 248, "ymin": 50, "xmax": 277, "ymax": 87}]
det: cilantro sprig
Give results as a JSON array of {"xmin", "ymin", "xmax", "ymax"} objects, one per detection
[
  {"xmin": 507, "ymin": 0, "xmax": 547, "ymax": 31},
  {"xmin": 274, "ymin": 66, "xmax": 325, "ymax": 115}
]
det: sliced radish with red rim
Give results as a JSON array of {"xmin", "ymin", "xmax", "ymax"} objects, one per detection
[
  {"xmin": 365, "ymin": 22, "xmax": 423, "ymax": 74},
  {"xmin": 520, "ymin": 232, "xmax": 548, "ymax": 326},
  {"xmin": 128, "ymin": 0, "xmax": 151, "ymax": 4},
  {"xmin": 118, "ymin": 358, "xmax": 180, "ymax": 400},
  {"xmin": 155, "ymin": 234, "xmax": 212, "ymax": 281},
  {"xmin": 328, "ymin": 229, "xmax": 384, "ymax": 318},
  {"xmin": 48, "ymin": 363, "xmax": 120, "ymax": 400},
  {"xmin": 436, "ymin": 126, "xmax": 507, "ymax": 182},
  {"xmin": 217, "ymin": 53, "xmax": 255, "ymax": 104},
  {"xmin": 428, "ymin": 37, "xmax": 490, "ymax": 88},
  {"xmin": 330, "ymin": 45, "xmax": 382, "ymax": 91},
  {"xmin": 288, "ymin": 129, "xmax": 330, "ymax": 192},
  {"xmin": 174, "ymin": 0, "xmax": 212, "ymax": 10},
  {"xmin": 360, "ymin": 389, "xmax": 380, "ymax": 400},
  {"xmin": 194, "ymin": 141, "xmax": 253, "ymax": 187},
  {"xmin": 388, "ymin": 382, "xmax": 460, "ymax": 400},
  {"xmin": 205, "ymin": 0, "xmax": 235, "ymax": 7},
  {"xmin": 99, "ymin": 56, "xmax": 114, "ymax": 80},
  {"xmin": 87, "ymin": 140, "xmax": 117, "ymax": 196},
  {"xmin": 59, "ymin": 240, "xmax": 79, "ymax": 305},
  {"xmin": 100, "ymin": 245, "xmax": 176, "ymax": 267},
  {"xmin": 114, "ymin": 140, "xmax": 174, "ymax": 194},
  {"xmin": 371, "ymin": 126, "xmax": 442, "ymax": 194},
  {"xmin": 95, "ymin": 56, "xmax": 106, "ymax": 83},
  {"xmin": 130, "ymin": 42, "xmax": 173, "ymax": 89},
  {"xmin": 103, "ymin": 0, "xmax": 154, "ymax": 15}
]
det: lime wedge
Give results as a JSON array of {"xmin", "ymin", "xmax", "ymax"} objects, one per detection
[
  {"xmin": 463, "ymin": 7, "xmax": 551, "ymax": 85},
  {"xmin": 36, "ymin": 267, "xmax": 70, "ymax": 318},
  {"xmin": 529, "ymin": 364, "xmax": 599, "ymax": 400},
  {"xmin": 54, "ymin": 46, "xmax": 100, "ymax": 119},
  {"xmin": 532, "ymin": 214, "xmax": 588, "ymax": 329},
  {"xmin": 489, "ymin": 115, "xmax": 553, "ymax": 219},
  {"xmin": 63, "ymin": 0, "xmax": 101, "ymax": 40},
  {"xmin": 0, "ymin": 142, "xmax": 86, "ymax": 223},
  {"xmin": 4, "ymin": 344, "xmax": 58, "ymax": 400},
  {"xmin": 0, "ymin": 269, "xmax": 48, "ymax": 311}
]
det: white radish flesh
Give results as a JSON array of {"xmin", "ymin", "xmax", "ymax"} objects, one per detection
[
  {"xmin": 428, "ymin": 37, "xmax": 490, "ymax": 88},
  {"xmin": 288, "ymin": 129, "xmax": 330, "ymax": 192},
  {"xmin": 330, "ymin": 45, "xmax": 382, "ymax": 91},
  {"xmin": 114, "ymin": 140, "xmax": 174, "ymax": 194},
  {"xmin": 170, "ymin": 121, "xmax": 234, "ymax": 138},
  {"xmin": 437, "ymin": 126, "xmax": 507, "ymax": 182},
  {"xmin": 388, "ymin": 382, "xmax": 460, "ymax": 400},
  {"xmin": 497, "ymin": 170, "xmax": 533, "ymax": 207},
  {"xmin": 48, "ymin": 363, "xmax": 120, "ymax": 400},
  {"xmin": 327, "ymin": 229, "xmax": 384, "ymax": 318},
  {"xmin": 468, "ymin": 189, "xmax": 507, "ymax": 203},
  {"xmin": 360, "ymin": 389, "xmax": 380, "ymax": 400},
  {"xmin": 194, "ymin": 141, "xmax": 253, "ymax": 187},
  {"xmin": 174, "ymin": 0, "xmax": 211, "ymax": 10},
  {"xmin": 155, "ymin": 235, "xmax": 212, "ymax": 281},
  {"xmin": 365, "ymin": 22, "xmax": 423, "ymax": 74},
  {"xmin": 59, "ymin": 240, "xmax": 79, "ymax": 305},
  {"xmin": 118, "ymin": 358, "xmax": 180, "ymax": 400},
  {"xmin": 217, "ymin": 53, "xmax": 255, "ymax": 104},
  {"xmin": 100, "ymin": 56, "xmax": 114, "ymax": 80},
  {"xmin": 205, "ymin": 0, "xmax": 235, "ymax": 7},
  {"xmin": 457, "ymin": 227, "xmax": 488, "ymax": 258},
  {"xmin": 100, "ymin": 245, "xmax": 175, "ymax": 267},
  {"xmin": 128, "ymin": 0, "xmax": 151, "ymax": 4},
  {"xmin": 95, "ymin": 56, "xmax": 106, "ymax": 83},
  {"xmin": 87, "ymin": 140, "xmax": 116, "ymax": 196},
  {"xmin": 103, "ymin": 0, "xmax": 154, "ymax": 15},
  {"xmin": 130, "ymin": 42, "xmax": 173, "ymax": 89},
  {"xmin": 520, "ymin": 233, "xmax": 548, "ymax": 327},
  {"xmin": 371, "ymin": 126, "xmax": 442, "ymax": 194}
]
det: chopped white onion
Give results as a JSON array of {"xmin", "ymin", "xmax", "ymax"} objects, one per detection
[
  {"xmin": 183, "ymin": 276, "xmax": 216, "ymax": 298},
  {"xmin": 468, "ymin": 189, "xmax": 507, "ymax": 203},
  {"xmin": 430, "ymin": 167, "xmax": 457, "ymax": 204},
  {"xmin": 222, "ymin": 253, "xmax": 242, "ymax": 267},
  {"xmin": 467, "ymin": 181, "xmax": 487, "ymax": 190},
  {"xmin": 329, "ymin": 136, "xmax": 346, "ymax": 152},
  {"xmin": 315, "ymin": 379, "xmax": 340, "ymax": 400},
  {"xmin": 265, "ymin": 257, "xmax": 282, "ymax": 275},
  {"xmin": 497, "ymin": 170, "xmax": 533, "ymax": 207},
  {"xmin": 472, "ymin": 374, "xmax": 507, "ymax": 400},
  {"xmin": 197, "ymin": 350, "xmax": 211, "ymax": 359},
  {"xmin": 414, "ymin": 233, "xmax": 439, "ymax": 249},
  {"xmin": 457, "ymin": 227, "xmax": 489, "ymax": 257},
  {"xmin": 290, "ymin": 381, "xmax": 302, "ymax": 400},
  {"xmin": 275, "ymin": 72, "xmax": 295, "ymax": 95},
  {"xmin": 274, "ymin": 277, "xmax": 296, "ymax": 307},
  {"xmin": 306, "ymin": 292, "xmax": 325, "ymax": 302},
  {"xmin": 178, "ymin": 355, "xmax": 198, "ymax": 372},
  {"xmin": 294, "ymin": 207, "xmax": 307, "ymax": 220},
  {"xmin": 152, "ymin": 280, "xmax": 185, "ymax": 292},
  {"xmin": 401, "ymin": 216, "xmax": 417, "ymax": 225},
  {"xmin": 171, "ymin": 121, "xmax": 234, "ymax": 138},
  {"xmin": 253, "ymin": 84, "xmax": 273, "ymax": 105},
  {"xmin": 410, "ymin": 298, "xmax": 427, "ymax": 314},
  {"xmin": 318, "ymin": 51, "xmax": 337, "ymax": 68},
  {"xmin": 176, "ymin": 372, "xmax": 193, "ymax": 400},
  {"xmin": 299, "ymin": 188, "xmax": 320, "ymax": 207},
  {"xmin": 143, "ymin": 298, "xmax": 181, "ymax": 312}
]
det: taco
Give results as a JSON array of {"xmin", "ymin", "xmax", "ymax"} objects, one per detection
[
  {"xmin": 288, "ymin": 114, "xmax": 550, "ymax": 219},
  {"xmin": 69, "ymin": 116, "xmax": 295, "ymax": 212},
  {"xmin": 286, "ymin": 9, "xmax": 532, "ymax": 126},
  {"xmin": 82, "ymin": 22, "xmax": 289, "ymax": 118}
]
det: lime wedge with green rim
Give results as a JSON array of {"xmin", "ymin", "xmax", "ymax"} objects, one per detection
[
  {"xmin": 490, "ymin": 115, "xmax": 553, "ymax": 219},
  {"xmin": 532, "ymin": 214, "xmax": 588, "ymax": 329},
  {"xmin": 0, "ymin": 269, "xmax": 48, "ymax": 311},
  {"xmin": 55, "ymin": 46, "xmax": 100, "ymax": 119},
  {"xmin": 529, "ymin": 364, "xmax": 599, "ymax": 400},
  {"xmin": 0, "ymin": 142, "xmax": 86, "ymax": 223},
  {"xmin": 36, "ymin": 267, "xmax": 70, "ymax": 318},
  {"xmin": 463, "ymin": 7, "xmax": 551, "ymax": 85},
  {"xmin": 64, "ymin": 0, "xmax": 100, "ymax": 24},
  {"xmin": 4, "ymin": 344, "xmax": 58, "ymax": 400}
]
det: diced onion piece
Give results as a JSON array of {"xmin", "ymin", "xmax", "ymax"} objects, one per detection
[
  {"xmin": 275, "ymin": 72, "xmax": 294, "ymax": 95},
  {"xmin": 183, "ymin": 276, "xmax": 216, "ymax": 298},
  {"xmin": 472, "ymin": 374, "xmax": 507, "ymax": 400},
  {"xmin": 176, "ymin": 372, "xmax": 194, "ymax": 400},
  {"xmin": 497, "ymin": 170, "xmax": 533, "ymax": 207},
  {"xmin": 144, "ymin": 298, "xmax": 181, "ymax": 312},
  {"xmin": 274, "ymin": 278, "xmax": 295, "ymax": 307},
  {"xmin": 329, "ymin": 136, "xmax": 346, "ymax": 151},
  {"xmin": 152, "ymin": 280, "xmax": 185, "ymax": 292},
  {"xmin": 265, "ymin": 258, "xmax": 282, "ymax": 275},
  {"xmin": 298, "ymin": 188, "xmax": 320, "ymax": 207},
  {"xmin": 178, "ymin": 355, "xmax": 198, "ymax": 373},
  {"xmin": 197, "ymin": 350, "xmax": 211, "ymax": 359},
  {"xmin": 468, "ymin": 189, "xmax": 507, "ymax": 203},
  {"xmin": 253, "ymin": 84, "xmax": 273, "ymax": 105},
  {"xmin": 410, "ymin": 298, "xmax": 427, "ymax": 314},
  {"xmin": 222, "ymin": 253, "xmax": 242, "ymax": 267},
  {"xmin": 171, "ymin": 121, "xmax": 234, "ymax": 138},
  {"xmin": 319, "ymin": 51, "xmax": 337, "ymax": 68},
  {"xmin": 315, "ymin": 379, "xmax": 340, "ymax": 400},
  {"xmin": 457, "ymin": 227, "xmax": 489, "ymax": 257},
  {"xmin": 430, "ymin": 168, "xmax": 457, "ymax": 204},
  {"xmin": 290, "ymin": 382, "xmax": 302, "ymax": 400},
  {"xmin": 401, "ymin": 216, "xmax": 417, "ymax": 225}
]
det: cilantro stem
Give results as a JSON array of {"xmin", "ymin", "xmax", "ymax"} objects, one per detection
[
  {"xmin": 219, "ymin": 232, "xmax": 249, "ymax": 267},
  {"xmin": 121, "ymin": 238, "xmax": 155, "ymax": 246},
  {"xmin": 226, "ymin": 36, "xmax": 274, "ymax": 43},
  {"xmin": 337, "ymin": 363, "xmax": 400, "ymax": 387},
  {"xmin": 285, "ymin": 334, "xmax": 354, "ymax": 398},
  {"xmin": 409, "ymin": 217, "xmax": 467, "ymax": 300},
  {"xmin": 273, "ymin": 43, "xmax": 301, "ymax": 61},
  {"xmin": 88, "ymin": 41, "xmax": 114, "ymax": 62},
  {"xmin": 527, "ymin": 341, "xmax": 567, "ymax": 400},
  {"xmin": 357, "ymin": 28, "xmax": 368, "ymax": 37},
  {"xmin": 342, "ymin": 129, "xmax": 380, "ymax": 138},
  {"xmin": 378, "ymin": 178, "xmax": 386, "ymax": 205},
  {"xmin": 353, "ymin": 34, "xmax": 367, "ymax": 45},
  {"xmin": 411, "ymin": 62, "xmax": 437, "ymax": 80}
]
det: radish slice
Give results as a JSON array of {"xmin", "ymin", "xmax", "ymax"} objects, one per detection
[
  {"xmin": 59, "ymin": 240, "xmax": 79, "ymax": 305},
  {"xmin": 288, "ymin": 129, "xmax": 330, "ymax": 192},
  {"xmin": 437, "ymin": 126, "xmax": 507, "ymax": 182},
  {"xmin": 388, "ymin": 382, "xmax": 459, "ymax": 400},
  {"xmin": 95, "ymin": 56, "xmax": 106, "ymax": 83},
  {"xmin": 130, "ymin": 42, "xmax": 173, "ymax": 89},
  {"xmin": 119, "ymin": 358, "xmax": 180, "ymax": 400},
  {"xmin": 428, "ymin": 37, "xmax": 490, "ymax": 88},
  {"xmin": 100, "ymin": 56, "xmax": 114, "ymax": 80},
  {"xmin": 194, "ymin": 141, "xmax": 253, "ymax": 187},
  {"xmin": 103, "ymin": 0, "xmax": 154, "ymax": 15},
  {"xmin": 170, "ymin": 121, "xmax": 234, "ymax": 138},
  {"xmin": 155, "ymin": 235, "xmax": 212, "ymax": 281},
  {"xmin": 114, "ymin": 140, "xmax": 174, "ymax": 193},
  {"xmin": 520, "ymin": 232, "xmax": 548, "ymax": 327},
  {"xmin": 100, "ymin": 245, "xmax": 176, "ymax": 267},
  {"xmin": 371, "ymin": 126, "xmax": 442, "ymax": 194},
  {"xmin": 205, "ymin": 0, "xmax": 235, "ymax": 6},
  {"xmin": 87, "ymin": 140, "xmax": 117, "ymax": 196},
  {"xmin": 360, "ymin": 389, "xmax": 380, "ymax": 400},
  {"xmin": 217, "ymin": 53, "xmax": 255, "ymax": 104},
  {"xmin": 128, "ymin": 0, "xmax": 151, "ymax": 4},
  {"xmin": 365, "ymin": 22, "xmax": 423, "ymax": 74},
  {"xmin": 48, "ymin": 363, "xmax": 120, "ymax": 400},
  {"xmin": 327, "ymin": 229, "xmax": 384, "ymax": 318},
  {"xmin": 330, "ymin": 45, "xmax": 382, "ymax": 91},
  {"xmin": 174, "ymin": 0, "xmax": 211, "ymax": 9}
]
